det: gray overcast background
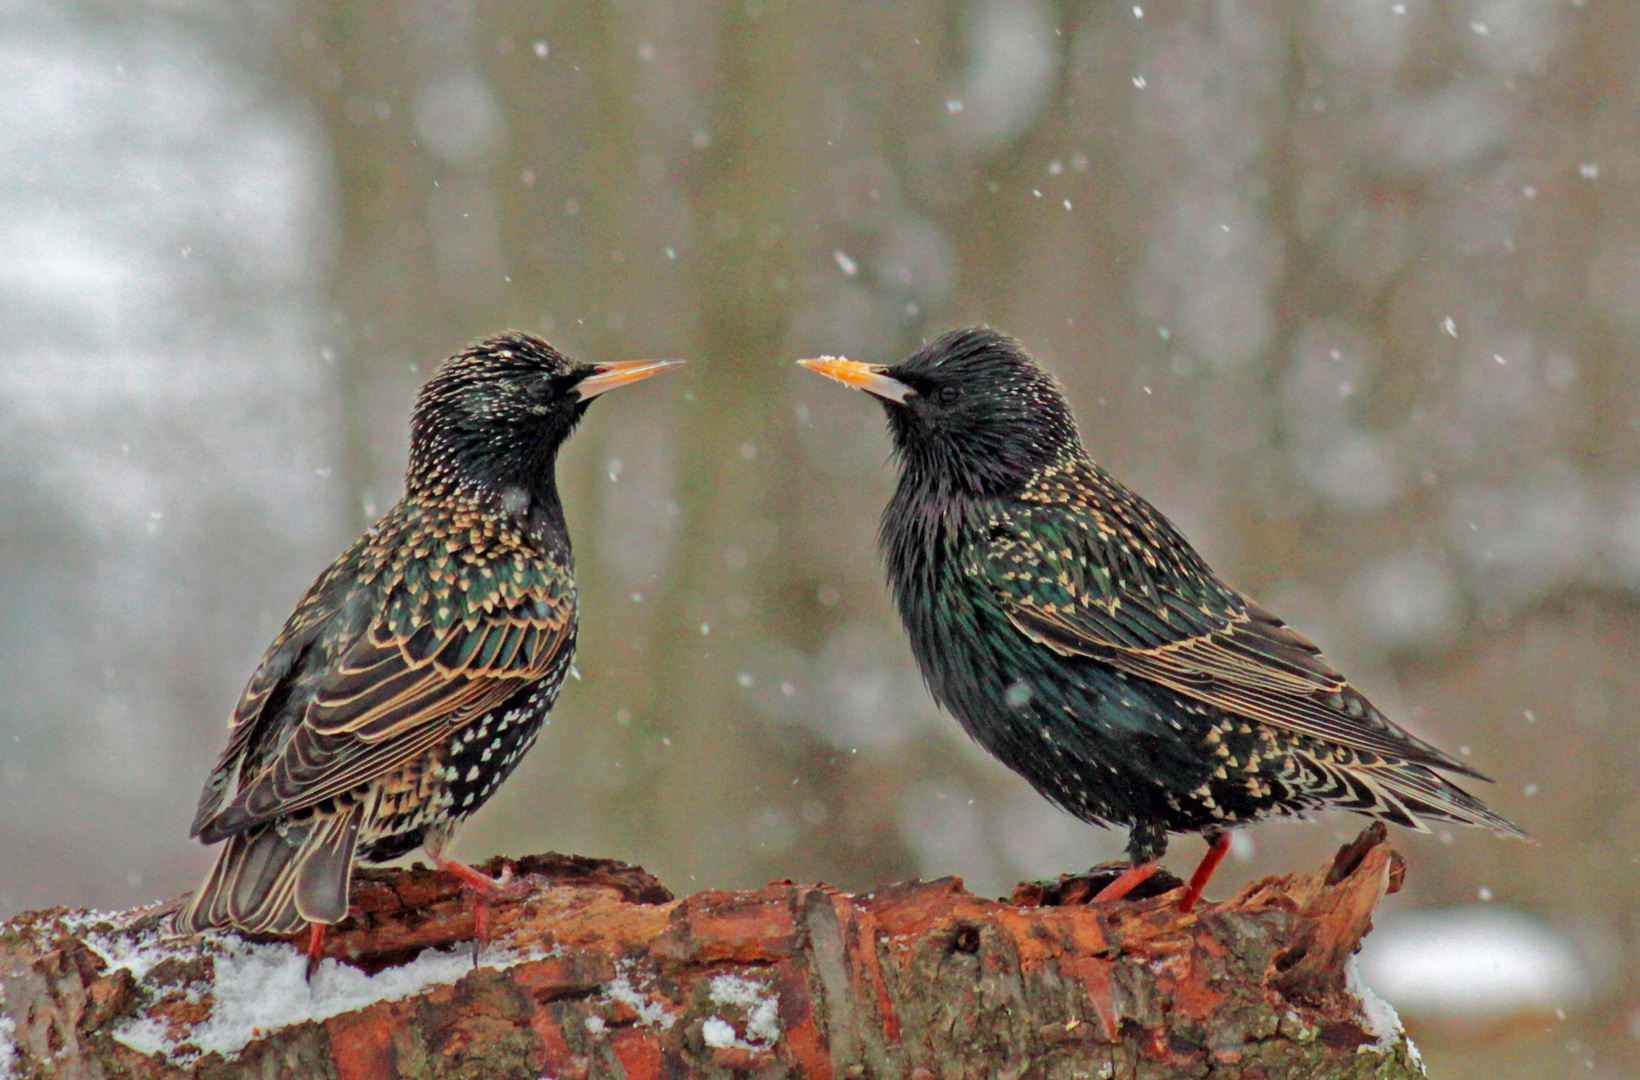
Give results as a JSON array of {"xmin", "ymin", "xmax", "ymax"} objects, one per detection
[{"xmin": 2, "ymin": 2, "xmax": 1637, "ymax": 1075}]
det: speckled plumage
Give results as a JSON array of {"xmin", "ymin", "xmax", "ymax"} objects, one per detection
[
  {"xmin": 179, "ymin": 332, "xmax": 679, "ymax": 936},
  {"xmin": 801, "ymin": 328, "xmax": 1522, "ymax": 887}
]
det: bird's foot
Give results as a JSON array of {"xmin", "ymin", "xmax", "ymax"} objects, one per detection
[
  {"xmin": 433, "ymin": 857, "xmax": 529, "ymax": 951},
  {"xmin": 1013, "ymin": 861, "xmax": 1185, "ymax": 906},
  {"xmin": 435, "ymin": 857, "xmax": 512, "ymax": 895},
  {"xmin": 1091, "ymin": 861, "xmax": 1162, "ymax": 903},
  {"xmin": 1178, "ymin": 831, "xmax": 1231, "ymax": 914},
  {"xmin": 1089, "ymin": 831, "xmax": 1232, "ymax": 910},
  {"xmin": 304, "ymin": 922, "xmax": 326, "ymax": 981},
  {"xmin": 299, "ymin": 905, "xmax": 368, "ymax": 981}
]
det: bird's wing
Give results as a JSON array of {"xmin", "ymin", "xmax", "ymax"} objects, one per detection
[
  {"xmin": 193, "ymin": 545, "xmax": 576, "ymax": 842},
  {"xmin": 190, "ymin": 555, "xmax": 362, "ymax": 836},
  {"xmin": 984, "ymin": 495, "xmax": 1484, "ymax": 779}
]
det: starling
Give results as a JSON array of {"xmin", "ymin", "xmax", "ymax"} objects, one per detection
[
  {"xmin": 178, "ymin": 332, "xmax": 681, "ymax": 947},
  {"xmin": 800, "ymin": 327, "xmax": 1522, "ymax": 910}
]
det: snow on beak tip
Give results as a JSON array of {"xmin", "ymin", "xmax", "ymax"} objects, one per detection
[
  {"xmin": 574, "ymin": 358, "xmax": 687, "ymax": 401},
  {"xmin": 796, "ymin": 356, "xmax": 913, "ymax": 404}
]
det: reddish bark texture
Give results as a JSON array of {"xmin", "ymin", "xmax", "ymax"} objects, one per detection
[{"xmin": 1, "ymin": 831, "xmax": 1422, "ymax": 1079}]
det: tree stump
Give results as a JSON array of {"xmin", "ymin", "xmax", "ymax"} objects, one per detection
[{"xmin": 0, "ymin": 826, "xmax": 1422, "ymax": 1079}]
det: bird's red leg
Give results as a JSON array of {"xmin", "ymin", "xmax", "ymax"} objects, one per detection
[
  {"xmin": 432, "ymin": 856, "xmax": 516, "ymax": 946},
  {"xmin": 304, "ymin": 922, "xmax": 326, "ymax": 979},
  {"xmin": 434, "ymin": 855, "xmax": 505, "ymax": 896},
  {"xmin": 1092, "ymin": 860, "xmax": 1161, "ymax": 903},
  {"xmin": 1178, "ymin": 831, "xmax": 1231, "ymax": 913}
]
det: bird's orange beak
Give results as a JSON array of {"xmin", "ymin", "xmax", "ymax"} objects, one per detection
[
  {"xmin": 796, "ymin": 356, "xmax": 913, "ymax": 404},
  {"xmin": 574, "ymin": 358, "xmax": 686, "ymax": 401}
]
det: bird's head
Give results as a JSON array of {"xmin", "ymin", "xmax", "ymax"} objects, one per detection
[
  {"xmin": 409, "ymin": 331, "xmax": 682, "ymax": 494},
  {"xmin": 800, "ymin": 327, "xmax": 1081, "ymax": 497}
]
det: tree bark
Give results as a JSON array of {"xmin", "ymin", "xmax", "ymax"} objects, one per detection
[{"xmin": 0, "ymin": 827, "xmax": 1422, "ymax": 1079}]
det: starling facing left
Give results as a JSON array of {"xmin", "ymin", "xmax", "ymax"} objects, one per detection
[
  {"xmin": 801, "ymin": 327, "xmax": 1523, "ymax": 911},
  {"xmin": 178, "ymin": 332, "xmax": 680, "ymax": 948}
]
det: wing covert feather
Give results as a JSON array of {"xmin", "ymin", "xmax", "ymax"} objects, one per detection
[
  {"xmin": 196, "ymin": 534, "xmax": 576, "ymax": 840},
  {"xmin": 985, "ymin": 479, "xmax": 1481, "ymax": 779}
]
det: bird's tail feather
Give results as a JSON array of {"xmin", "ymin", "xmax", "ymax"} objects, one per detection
[
  {"xmin": 294, "ymin": 809, "xmax": 364, "ymax": 925},
  {"xmin": 1365, "ymin": 762, "xmax": 1528, "ymax": 841},
  {"xmin": 175, "ymin": 804, "xmax": 365, "ymax": 935}
]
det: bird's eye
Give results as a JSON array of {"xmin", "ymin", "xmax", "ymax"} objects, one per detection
[
  {"xmin": 935, "ymin": 385, "xmax": 962, "ymax": 406},
  {"xmin": 525, "ymin": 378, "xmax": 554, "ymax": 403}
]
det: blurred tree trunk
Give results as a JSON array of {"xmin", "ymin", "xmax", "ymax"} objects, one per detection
[
  {"xmin": 293, "ymin": 3, "xmax": 423, "ymax": 522},
  {"xmin": 1, "ymin": 828, "xmax": 1421, "ymax": 1079}
]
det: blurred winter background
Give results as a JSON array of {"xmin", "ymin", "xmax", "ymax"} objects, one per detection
[{"xmin": 0, "ymin": 0, "xmax": 1635, "ymax": 1074}]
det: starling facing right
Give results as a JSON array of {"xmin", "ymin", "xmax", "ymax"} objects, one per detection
[
  {"xmin": 801, "ymin": 327, "xmax": 1523, "ymax": 910},
  {"xmin": 178, "ymin": 332, "xmax": 681, "ymax": 951}
]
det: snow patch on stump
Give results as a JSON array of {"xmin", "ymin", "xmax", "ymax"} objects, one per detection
[
  {"xmin": 701, "ymin": 972, "xmax": 781, "ymax": 1050},
  {"xmin": 1345, "ymin": 954, "xmax": 1421, "ymax": 1068},
  {"xmin": 602, "ymin": 964, "xmax": 679, "ymax": 1029},
  {"xmin": 75, "ymin": 921, "xmax": 538, "ymax": 1064}
]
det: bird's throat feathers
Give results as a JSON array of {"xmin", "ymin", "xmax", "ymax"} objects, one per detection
[
  {"xmin": 408, "ymin": 409, "xmax": 578, "ymax": 500},
  {"xmin": 883, "ymin": 408, "xmax": 1074, "ymax": 501},
  {"xmin": 399, "ymin": 439, "xmax": 572, "ymax": 564},
  {"xmin": 879, "ymin": 474, "xmax": 990, "ymax": 613}
]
